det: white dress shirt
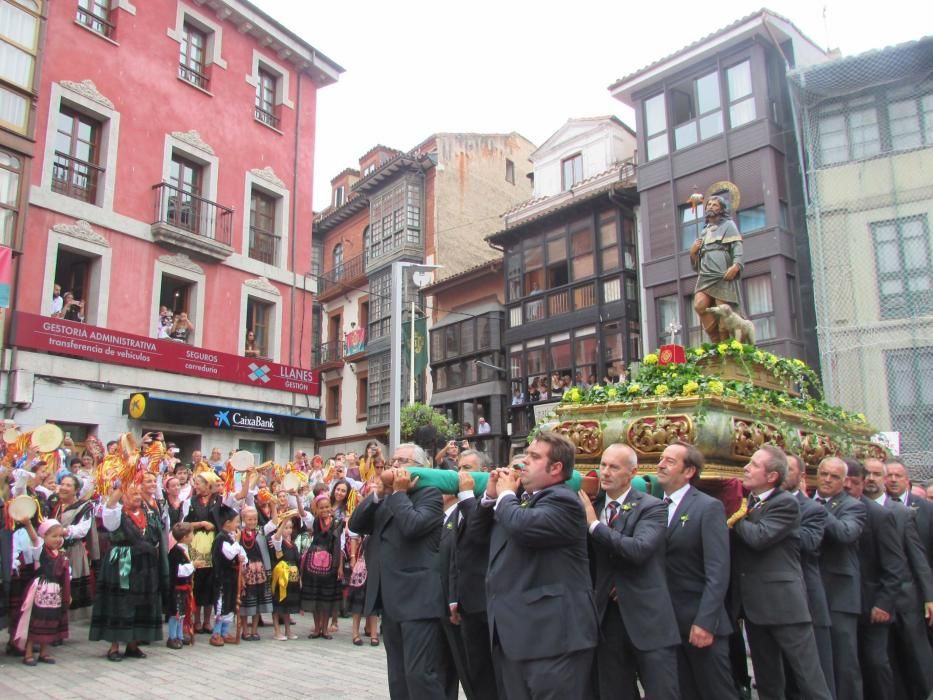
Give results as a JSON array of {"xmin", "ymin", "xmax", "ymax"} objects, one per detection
[{"xmin": 665, "ymin": 483, "xmax": 691, "ymax": 526}]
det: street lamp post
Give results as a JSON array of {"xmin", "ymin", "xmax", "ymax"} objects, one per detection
[{"xmin": 389, "ymin": 261, "xmax": 441, "ymax": 454}]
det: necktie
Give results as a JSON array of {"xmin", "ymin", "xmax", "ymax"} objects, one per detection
[
  {"xmin": 520, "ymin": 492, "xmax": 531, "ymax": 505},
  {"xmin": 748, "ymin": 494, "xmax": 760, "ymax": 509},
  {"xmin": 815, "ymin": 497, "xmax": 828, "ymax": 505},
  {"xmin": 891, "ymin": 495, "xmax": 902, "ymax": 503},
  {"xmin": 662, "ymin": 496, "xmax": 673, "ymax": 506},
  {"xmin": 605, "ymin": 502, "xmax": 619, "ymax": 526},
  {"xmin": 663, "ymin": 496, "xmax": 674, "ymax": 526}
]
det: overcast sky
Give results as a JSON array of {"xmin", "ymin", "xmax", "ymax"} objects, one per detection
[{"xmin": 250, "ymin": 0, "xmax": 931, "ymax": 211}]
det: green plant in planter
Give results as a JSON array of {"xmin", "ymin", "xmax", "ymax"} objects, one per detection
[{"xmin": 400, "ymin": 402, "xmax": 459, "ymax": 443}]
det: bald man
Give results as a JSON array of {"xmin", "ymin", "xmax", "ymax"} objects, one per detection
[{"xmin": 815, "ymin": 456, "xmax": 867, "ymax": 700}]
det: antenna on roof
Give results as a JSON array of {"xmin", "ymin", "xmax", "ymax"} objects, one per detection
[{"xmin": 822, "ymin": 4, "xmax": 834, "ymax": 52}]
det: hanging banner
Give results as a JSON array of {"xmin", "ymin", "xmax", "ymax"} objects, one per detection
[{"xmin": 402, "ymin": 316, "xmax": 428, "ymax": 375}]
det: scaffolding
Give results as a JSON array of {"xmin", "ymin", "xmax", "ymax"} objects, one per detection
[{"xmin": 788, "ymin": 37, "xmax": 933, "ymax": 476}]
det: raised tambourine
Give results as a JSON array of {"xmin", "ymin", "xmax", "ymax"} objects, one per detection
[
  {"xmin": 31, "ymin": 423, "xmax": 64, "ymax": 453},
  {"xmin": 229, "ymin": 450, "xmax": 255, "ymax": 472},
  {"xmin": 8, "ymin": 495, "xmax": 38, "ymax": 521}
]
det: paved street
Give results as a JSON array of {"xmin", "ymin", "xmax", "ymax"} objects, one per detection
[{"xmin": 0, "ymin": 618, "xmax": 395, "ymax": 699}]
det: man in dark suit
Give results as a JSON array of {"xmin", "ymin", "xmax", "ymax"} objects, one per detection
[
  {"xmin": 656, "ymin": 441, "xmax": 738, "ymax": 700},
  {"xmin": 845, "ymin": 460, "xmax": 905, "ymax": 700},
  {"xmin": 579, "ymin": 442, "xmax": 680, "ymax": 700},
  {"xmin": 872, "ymin": 459, "xmax": 933, "ymax": 700},
  {"xmin": 729, "ymin": 445, "xmax": 832, "ymax": 700},
  {"xmin": 782, "ymin": 454, "xmax": 835, "ymax": 699},
  {"xmin": 469, "ymin": 432, "xmax": 597, "ymax": 700},
  {"xmin": 815, "ymin": 455, "xmax": 867, "ymax": 700},
  {"xmin": 447, "ymin": 470, "xmax": 500, "ymax": 700},
  {"xmin": 438, "ymin": 485, "xmax": 472, "ymax": 699},
  {"xmin": 348, "ymin": 443, "xmax": 448, "ymax": 700}
]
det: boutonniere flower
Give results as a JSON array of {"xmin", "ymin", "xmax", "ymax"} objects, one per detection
[
  {"xmin": 520, "ymin": 500, "xmax": 530, "ymax": 509},
  {"xmin": 622, "ymin": 502, "xmax": 636, "ymax": 512},
  {"xmin": 679, "ymin": 514, "xmax": 689, "ymax": 527},
  {"xmin": 831, "ymin": 500, "xmax": 840, "ymax": 509},
  {"xmin": 446, "ymin": 521, "xmax": 455, "ymax": 529}
]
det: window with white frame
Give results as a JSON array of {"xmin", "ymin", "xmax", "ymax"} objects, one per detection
[
  {"xmin": 0, "ymin": 0, "xmax": 41, "ymax": 135},
  {"xmin": 168, "ymin": 5, "xmax": 225, "ymax": 93},
  {"xmin": 726, "ymin": 60, "xmax": 756, "ymax": 128},
  {"xmin": 246, "ymin": 52, "xmax": 292, "ymax": 130},
  {"xmin": 239, "ymin": 281, "xmax": 282, "ymax": 361},
  {"xmin": 671, "ymin": 70, "xmax": 723, "ymax": 150},
  {"xmin": 885, "ymin": 347, "xmax": 933, "ymax": 459},
  {"xmin": 737, "ymin": 205, "xmax": 767, "ymax": 233},
  {"xmin": 0, "ymin": 149, "xmax": 22, "ymax": 248},
  {"xmin": 872, "ymin": 216, "xmax": 932, "ymax": 320},
  {"xmin": 367, "ymin": 351, "xmax": 391, "ymax": 426},
  {"xmin": 40, "ymin": 82, "xmax": 120, "ymax": 215},
  {"xmin": 744, "ymin": 275, "xmax": 775, "ymax": 341},
  {"xmin": 644, "ymin": 93, "xmax": 668, "ymax": 161},
  {"xmin": 45, "ymin": 226, "xmax": 112, "ymax": 328},
  {"xmin": 680, "ymin": 203, "xmax": 704, "ymax": 251},
  {"xmin": 561, "ymin": 154, "xmax": 583, "ymax": 191},
  {"xmin": 249, "ymin": 188, "xmax": 277, "ymax": 266},
  {"xmin": 368, "ymin": 268, "xmax": 391, "ymax": 342},
  {"xmin": 656, "ymin": 295, "xmax": 679, "ymax": 348},
  {"xmin": 76, "ymin": 0, "xmax": 115, "ymax": 39}
]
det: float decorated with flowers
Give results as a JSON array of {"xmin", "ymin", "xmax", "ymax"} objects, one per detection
[{"xmin": 538, "ymin": 340, "xmax": 886, "ymax": 480}]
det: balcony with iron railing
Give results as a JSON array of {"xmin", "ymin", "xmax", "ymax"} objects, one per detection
[
  {"xmin": 151, "ymin": 182, "xmax": 234, "ymax": 261},
  {"xmin": 312, "ymin": 338, "xmax": 344, "ymax": 370},
  {"xmin": 248, "ymin": 226, "xmax": 278, "ymax": 266},
  {"xmin": 254, "ymin": 106, "xmax": 280, "ymax": 130},
  {"xmin": 52, "ymin": 153, "xmax": 103, "ymax": 203},
  {"xmin": 75, "ymin": 6, "xmax": 115, "ymax": 38},
  {"xmin": 317, "ymin": 252, "xmax": 367, "ymax": 301},
  {"xmin": 178, "ymin": 63, "xmax": 209, "ymax": 91}
]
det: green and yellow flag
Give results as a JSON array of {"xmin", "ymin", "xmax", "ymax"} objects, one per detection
[{"xmin": 402, "ymin": 316, "xmax": 428, "ymax": 376}]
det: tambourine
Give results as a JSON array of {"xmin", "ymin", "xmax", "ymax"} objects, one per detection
[
  {"xmin": 31, "ymin": 423, "xmax": 64, "ymax": 453},
  {"xmin": 282, "ymin": 472, "xmax": 303, "ymax": 492},
  {"xmin": 8, "ymin": 495, "xmax": 38, "ymax": 521},
  {"xmin": 229, "ymin": 450, "xmax": 255, "ymax": 472}
]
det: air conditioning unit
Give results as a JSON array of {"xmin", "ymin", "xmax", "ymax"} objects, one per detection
[{"xmin": 11, "ymin": 369, "xmax": 34, "ymax": 405}]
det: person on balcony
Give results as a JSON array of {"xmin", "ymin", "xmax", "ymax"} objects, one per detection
[
  {"xmin": 169, "ymin": 312, "xmax": 195, "ymax": 343},
  {"xmin": 245, "ymin": 329, "xmax": 261, "ymax": 358}
]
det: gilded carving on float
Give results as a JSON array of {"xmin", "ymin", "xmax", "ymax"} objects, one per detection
[
  {"xmin": 627, "ymin": 415, "xmax": 695, "ymax": 455},
  {"xmin": 731, "ymin": 418, "xmax": 785, "ymax": 459},
  {"xmin": 799, "ymin": 432, "xmax": 840, "ymax": 467},
  {"xmin": 553, "ymin": 420, "xmax": 603, "ymax": 457}
]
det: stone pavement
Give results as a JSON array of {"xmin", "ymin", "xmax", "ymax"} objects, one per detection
[{"xmin": 0, "ymin": 618, "xmax": 396, "ymax": 699}]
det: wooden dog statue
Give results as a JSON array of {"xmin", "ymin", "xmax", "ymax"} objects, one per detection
[{"xmin": 708, "ymin": 304, "xmax": 756, "ymax": 345}]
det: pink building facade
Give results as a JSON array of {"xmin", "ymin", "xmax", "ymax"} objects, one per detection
[{"xmin": 3, "ymin": 1, "xmax": 341, "ymax": 462}]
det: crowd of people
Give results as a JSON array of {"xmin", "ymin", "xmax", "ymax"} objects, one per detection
[
  {"xmin": 0, "ymin": 434, "xmax": 389, "ymax": 667},
  {"xmin": 3, "ymin": 425, "xmax": 933, "ymax": 700}
]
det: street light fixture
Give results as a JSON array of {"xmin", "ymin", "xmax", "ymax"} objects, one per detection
[{"xmin": 389, "ymin": 261, "xmax": 442, "ymax": 453}]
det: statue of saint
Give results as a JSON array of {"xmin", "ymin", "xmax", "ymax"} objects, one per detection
[{"xmin": 690, "ymin": 195, "xmax": 744, "ymax": 342}]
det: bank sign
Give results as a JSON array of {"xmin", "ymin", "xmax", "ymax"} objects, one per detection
[
  {"xmin": 126, "ymin": 393, "xmax": 326, "ymax": 439},
  {"xmin": 12, "ymin": 312, "xmax": 320, "ymax": 396}
]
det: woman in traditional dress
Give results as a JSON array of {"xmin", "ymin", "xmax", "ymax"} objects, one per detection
[
  {"xmin": 89, "ymin": 484, "xmax": 164, "ymax": 661},
  {"xmin": 51, "ymin": 474, "xmax": 97, "ymax": 618},
  {"xmin": 301, "ymin": 495, "xmax": 343, "ymax": 639},
  {"xmin": 184, "ymin": 472, "xmax": 221, "ymax": 633}
]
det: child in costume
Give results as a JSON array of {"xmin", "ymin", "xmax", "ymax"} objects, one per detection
[
  {"xmin": 300, "ymin": 494, "xmax": 344, "ymax": 639},
  {"xmin": 269, "ymin": 517, "xmax": 301, "ymax": 641},
  {"xmin": 15, "ymin": 518, "xmax": 70, "ymax": 666},
  {"xmin": 238, "ymin": 506, "xmax": 272, "ymax": 641},
  {"xmin": 166, "ymin": 522, "xmax": 199, "ymax": 649},
  {"xmin": 210, "ymin": 505, "xmax": 245, "ymax": 646}
]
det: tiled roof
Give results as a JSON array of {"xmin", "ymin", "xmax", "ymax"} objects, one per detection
[{"xmin": 608, "ymin": 7, "xmax": 817, "ymax": 92}]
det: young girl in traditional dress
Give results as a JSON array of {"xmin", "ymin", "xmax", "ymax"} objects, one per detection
[
  {"xmin": 210, "ymin": 506, "xmax": 245, "ymax": 646},
  {"xmin": 269, "ymin": 517, "xmax": 300, "ymax": 641},
  {"xmin": 166, "ymin": 522, "xmax": 198, "ymax": 649},
  {"xmin": 301, "ymin": 494, "xmax": 344, "ymax": 640},
  {"xmin": 15, "ymin": 518, "xmax": 70, "ymax": 666},
  {"xmin": 238, "ymin": 506, "xmax": 272, "ymax": 641}
]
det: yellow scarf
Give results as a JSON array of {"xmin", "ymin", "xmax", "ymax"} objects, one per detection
[{"xmin": 271, "ymin": 560, "xmax": 290, "ymax": 602}]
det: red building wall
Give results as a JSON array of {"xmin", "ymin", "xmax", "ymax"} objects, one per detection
[{"xmin": 19, "ymin": 1, "xmax": 326, "ymax": 363}]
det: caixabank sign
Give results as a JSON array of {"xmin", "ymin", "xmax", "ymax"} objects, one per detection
[{"xmin": 124, "ymin": 393, "xmax": 326, "ymax": 439}]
